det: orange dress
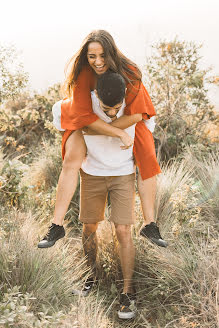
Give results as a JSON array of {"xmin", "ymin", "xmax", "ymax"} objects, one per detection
[{"xmin": 61, "ymin": 65, "xmax": 161, "ymax": 180}]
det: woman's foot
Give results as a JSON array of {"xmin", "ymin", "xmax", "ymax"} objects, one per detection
[
  {"xmin": 38, "ymin": 223, "xmax": 65, "ymax": 248},
  {"xmin": 140, "ymin": 222, "xmax": 168, "ymax": 247}
]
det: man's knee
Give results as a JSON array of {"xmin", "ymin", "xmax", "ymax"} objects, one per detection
[
  {"xmin": 83, "ymin": 223, "xmax": 98, "ymax": 235},
  {"xmin": 115, "ymin": 224, "xmax": 132, "ymax": 244}
]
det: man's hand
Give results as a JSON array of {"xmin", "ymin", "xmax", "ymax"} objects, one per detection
[
  {"xmin": 83, "ymin": 126, "xmax": 133, "ymax": 149},
  {"xmin": 119, "ymin": 131, "xmax": 134, "ymax": 150}
]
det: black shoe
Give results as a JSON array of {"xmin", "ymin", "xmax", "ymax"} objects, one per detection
[
  {"xmin": 38, "ymin": 223, "xmax": 65, "ymax": 248},
  {"xmin": 118, "ymin": 293, "xmax": 137, "ymax": 320},
  {"xmin": 72, "ymin": 277, "xmax": 96, "ymax": 297},
  {"xmin": 140, "ymin": 222, "xmax": 168, "ymax": 247}
]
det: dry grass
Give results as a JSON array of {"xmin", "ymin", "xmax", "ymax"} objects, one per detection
[
  {"xmin": 0, "ymin": 211, "xmax": 86, "ymax": 313},
  {"xmin": 1, "ymin": 146, "xmax": 219, "ymax": 327},
  {"xmin": 22, "ymin": 138, "xmax": 62, "ymax": 193}
]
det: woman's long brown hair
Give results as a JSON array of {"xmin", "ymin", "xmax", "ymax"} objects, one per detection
[{"xmin": 62, "ymin": 30, "xmax": 142, "ymax": 97}]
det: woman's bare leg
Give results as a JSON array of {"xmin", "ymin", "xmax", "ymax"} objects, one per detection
[
  {"xmin": 38, "ymin": 130, "xmax": 86, "ymax": 248},
  {"xmin": 138, "ymin": 174, "xmax": 168, "ymax": 247},
  {"xmin": 137, "ymin": 174, "xmax": 156, "ymax": 225},
  {"xmin": 53, "ymin": 130, "xmax": 86, "ymax": 226}
]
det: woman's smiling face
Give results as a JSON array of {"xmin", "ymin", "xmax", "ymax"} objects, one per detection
[{"xmin": 87, "ymin": 42, "xmax": 108, "ymax": 75}]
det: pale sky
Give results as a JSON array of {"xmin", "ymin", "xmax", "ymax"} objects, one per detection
[{"xmin": 1, "ymin": 0, "xmax": 219, "ymax": 107}]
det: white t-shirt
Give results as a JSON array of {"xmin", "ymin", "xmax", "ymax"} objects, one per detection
[
  {"xmin": 52, "ymin": 100, "xmax": 65, "ymax": 132},
  {"xmin": 81, "ymin": 92, "xmax": 136, "ymax": 176}
]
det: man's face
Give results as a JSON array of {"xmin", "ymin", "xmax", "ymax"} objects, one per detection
[{"xmin": 98, "ymin": 98, "xmax": 123, "ymax": 119}]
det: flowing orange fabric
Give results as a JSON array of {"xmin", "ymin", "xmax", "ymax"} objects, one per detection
[
  {"xmin": 61, "ymin": 66, "xmax": 99, "ymax": 130},
  {"xmin": 61, "ymin": 65, "xmax": 161, "ymax": 180}
]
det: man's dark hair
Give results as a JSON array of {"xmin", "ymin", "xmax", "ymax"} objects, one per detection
[{"xmin": 96, "ymin": 72, "xmax": 126, "ymax": 107}]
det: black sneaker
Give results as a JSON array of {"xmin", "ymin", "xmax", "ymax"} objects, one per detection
[
  {"xmin": 140, "ymin": 222, "xmax": 168, "ymax": 247},
  {"xmin": 72, "ymin": 277, "xmax": 96, "ymax": 297},
  {"xmin": 118, "ymin": 293, "xmax": 137, "ymax": 320},
  {"xmin": 38, "ymin": 223, "xmax": 65, "ymax": 248}
]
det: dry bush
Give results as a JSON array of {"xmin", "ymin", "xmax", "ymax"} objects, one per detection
[
  {"xmin": 0, "ymin": 84, "xmax": 61, "ymax": 159},
  {"xmin": 60, "ymin": 294, "xmax": 114, "ymax": 328},
  {"xmin": 132, "ymin": 151, "xmax": 219, "ymax": 327},
  {"xmin": 0, "ymin": 211, "xmax": 86, "ymax": 314},
  {"xmin": 134, "ymin": 229, "xmax": 218, "ymax": 327},
  {"xmin": 22, "ymin": 138, "xmax": 81, "ymax": 227},
  {"xmin": 0, "ymin": 213, "xmax": 118, "ymax": 327},
  {"xmin": 22, "ymin": 138, "xmax": 62, "ymax": 193},
  {"xmin": 192, "ymin": 151, "xmax": 219, "ymax": 221}
]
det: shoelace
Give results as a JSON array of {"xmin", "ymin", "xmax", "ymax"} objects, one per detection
[
  {"xmin": 146, "ymin": 223, "xmax": 162, "ymax": 239},
  {"xmin": 120, "ymin": 294, "xmax": 135, "ymax": 307},
  {"xmin": 43, "ymin": 224, "xmax": 55, "ymax": 239}
]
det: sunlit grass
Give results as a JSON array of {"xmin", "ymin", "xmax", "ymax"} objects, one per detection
[{"xmin": 0, "ymin": 147, "xmax": 219, "ymax": 327}]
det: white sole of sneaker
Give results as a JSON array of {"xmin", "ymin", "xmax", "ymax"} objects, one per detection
[
  {"xmin": 118, "ymin": 310, "xmax": 136, "ymax": 319},
  {"xmin": 72, "ymin": 289, "xmax": 90, "ymax": 297},
  {"xmin": 140, "ymin": 232, "xmax": 168, "ymax": 248},
  {"xmin": 72, "ymin": 284, "xmax": 93, "ymax": 297},
  {"xmin": 151, "ymin": 238, "xmax": 168, "ymax": 247}
]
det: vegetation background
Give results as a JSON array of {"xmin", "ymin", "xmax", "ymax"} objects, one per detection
[{"xmin": 0, "ymin": 39, "xmax": 218, "ymax": 327}]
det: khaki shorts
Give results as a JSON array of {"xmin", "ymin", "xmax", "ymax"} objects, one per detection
[{"xmin": 79, "ymin": 170, "xmax": 136, "ymax": 225}]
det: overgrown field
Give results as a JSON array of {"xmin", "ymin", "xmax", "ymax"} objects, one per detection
[{"xmin": 0, "ymin": 141, "xmax": 218, "ymax": 327}]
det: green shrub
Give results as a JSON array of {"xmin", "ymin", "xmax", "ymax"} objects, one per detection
[
  {"xmin": 0, "ymin": 44, "xmax": 28, "ymax": 104},
  {"xmin": 0, "ymin": 286, "xmax": 68, "ymax": 328},
  {"xmin": 0, "ymin": 158, "xmax": 28, "ymax": 207},
  {"xmin": 0, "ymin": 84, "xmax": 61, "ymax": 159},
  {"xmin": 144, "ymin": 38, "xmax": 218, "ymax": 161}
]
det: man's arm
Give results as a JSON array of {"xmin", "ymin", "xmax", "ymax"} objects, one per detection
[
  {"xmin": 87, "ymin": 119, "xmax": 134, "ymax": 148},
  {"xmin": 110, "ymin": 113, "xmax": 142, "ymax": 129},
  {"xmin": 85, "ymin": 113, "xmax": 142, "ymax": 135},
  {"xmin": 52, "ymin": 100, "xmax": 133, "ymax": 148}
]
